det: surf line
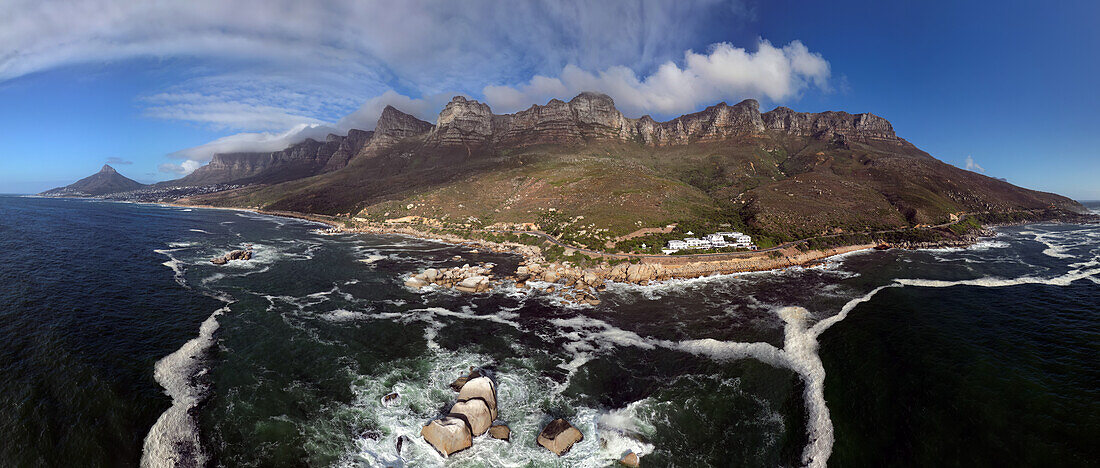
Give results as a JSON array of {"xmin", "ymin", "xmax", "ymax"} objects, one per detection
[
  {"xmin": 555, "ymin": 264, "xmax": 1099, "ymax": 467},
  {"xmin": 140, "ymin": 304, "xmax": 227, "ymax": 468}
]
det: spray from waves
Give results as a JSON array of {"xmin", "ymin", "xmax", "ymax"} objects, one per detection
[{"xmin": 140, "ymin": 305, "xmax": 227, "ymax": 468}]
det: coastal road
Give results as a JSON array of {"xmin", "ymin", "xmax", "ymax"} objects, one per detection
[{"xmin": 482, "ymin": 213, "xmax": 975, "ymax": 261}]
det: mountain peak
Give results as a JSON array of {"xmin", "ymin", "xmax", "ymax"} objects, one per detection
[
  {"xmin": 42, "ymin": 164, "xmax": 145, "ymax": 196},
  {"xmin": 375, "ymin": 105, "xmax": 433, "ymax": 138}
]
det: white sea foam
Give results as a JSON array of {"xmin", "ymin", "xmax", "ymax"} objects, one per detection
[
  {"xmin": 188, "ymin": 229, "xmax": 211, "ymax": 234},
  {"xmin": 153, "ymin": 248, "xmax": 188, "ymax": 288},
  {"xmin": 140, "ymin": 305, "xmax": 228, "ymax": 468}
]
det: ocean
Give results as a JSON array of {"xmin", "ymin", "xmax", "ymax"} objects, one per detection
[{"xmin": 0, "ymin": 195, "xmax": 1096, "ymax": 467}]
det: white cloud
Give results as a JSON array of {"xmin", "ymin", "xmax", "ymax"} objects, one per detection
[
  {"xmin": 158, "ymin": 159, "xmax": 204, "ymax": 175},
  {"xmin": 484, "ymin": 39, "xmax": 831, "ymax": 116},
  {"xmin": 965, "ymin": 155, "xmax": 985, "ymax": 173},
  {"xmin": 335, "ymin": 90, "xmax": 452, "ymax": 131},
  {"xmin": 162, "ymin": 123, "xmax": 336, "ymax": 169}
]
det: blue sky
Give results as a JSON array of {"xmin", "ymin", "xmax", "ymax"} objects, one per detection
[{"xmin": 0, "ymin": 0, "xmax": 1096, "ymax": 199}]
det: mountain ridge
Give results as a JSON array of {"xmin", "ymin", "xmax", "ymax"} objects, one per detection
[{"xmin": 178, "ymin": 92, "xmax": 1084, "ymax": 249}]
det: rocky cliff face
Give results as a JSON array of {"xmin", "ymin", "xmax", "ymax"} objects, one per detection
[
  {"xmin": 356, "ymin": 106, "xmax": 434, "ymax": 157},
  {"xmin": 427, "ymin": 96, "xmax": 494, "ymax": 147},
  {"xmin": 761, "ymin": 107, "xmax": 896, "ymax": 141},
  {"xmin": 171, "ymin": 130, "xmax": 375, "ymax": 186},
  {"xmin": 423, "ymin": 92, "xmax": 901, "ymax": 150},
  {"xmin": 323, "ymin": 129, "xmax": 374, "ymax": 172}
]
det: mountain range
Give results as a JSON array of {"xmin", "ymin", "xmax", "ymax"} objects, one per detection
[{"xmin": 45, "ymin": 92, "xmax": 1085, "ymax": 247}]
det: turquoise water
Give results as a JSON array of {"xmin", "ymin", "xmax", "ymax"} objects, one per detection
[{"xmin": 0, "ymin": 195, "xmax": 1095, "ymax": 466}]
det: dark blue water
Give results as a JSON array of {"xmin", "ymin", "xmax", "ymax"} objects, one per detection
[{"xmin": 0, "ymin": 195, "xmax": 1095, "ymax": 467}]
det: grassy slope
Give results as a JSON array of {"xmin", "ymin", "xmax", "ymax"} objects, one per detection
[{"xmin": 188, "ymin": 130, "xmax": 1084, "ymax": 250}]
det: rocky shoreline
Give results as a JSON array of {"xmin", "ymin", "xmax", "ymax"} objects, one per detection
[{"xmin": 171, "ymin": 203, "xmax": 1016, "ymax": 302}]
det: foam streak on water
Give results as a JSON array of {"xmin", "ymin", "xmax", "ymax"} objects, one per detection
[{"xmin": 140, "ymin": 305, "xmax": 227, "ymax": 468}]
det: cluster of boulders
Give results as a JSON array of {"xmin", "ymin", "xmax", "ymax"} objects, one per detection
[
  {"xmin": 510, "ymin": 261, "xmax": 670, "ymax": 305},
  {"xmin": 421, "ymin": 369, "xmax": 510, "ymax": 457},
  {"xmin": 420, "ymin": 368, "xmax": 591, "ymax": 460},
  {"xmin": 210, "ymin": 246, "xmax": 253, "ymax": 265},
  {"xmin": 404, "ymin": 263, "xmax": 496, "ymax": 292}
]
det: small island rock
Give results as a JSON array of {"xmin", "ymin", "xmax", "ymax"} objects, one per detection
[{"xmin": 537, "ymin": 418, "xmax": 584, "ymax": 456}]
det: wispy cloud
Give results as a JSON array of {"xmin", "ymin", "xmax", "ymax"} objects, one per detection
[
  {"xmin": 158, "ymin": 123, "xmax": 337, "ymax": 175},
  {"xmin": 1, "ymin": 0, "xmax": 836, "ymax": 169},
  {"xmin": 965, "ymin": 155, "xmax": 986, "ymax": 173},
  {"xmin": 106, "ymin": 157, "xmax": 133, "ymax": 165}
]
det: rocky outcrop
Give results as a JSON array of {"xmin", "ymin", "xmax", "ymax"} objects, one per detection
[
  {"xmin": 488, "ymin": 424, "xmax": 510, "ymax": 441},
  {"xmin": 762, "ymin": 106, "xmax": 897, "ymax": 141},
  {"xmin": 210, "ymin": 247, "xmax": 254, "ymax": 265},
  {"xmin": 537, "ymin": 418, "xmax": 584, "ymax": 456},
  {"xmin": 620, "ymin": 451, "xmax": 641, "ymax": 467},
  {"xmin": 449, "ymin": 399, "xmax": 493, "ymax": 437},
  {"xmin": 428, "ymin": 96, "xmax": 495, "ymax": 147},
  {"xmin": 416, "ymin": 92, "xmax": 900, "ymax": 151},
  {"xmin": 457, "ymin": 376, "xmax": 498, "ymax": 420},
  {"xmin": 423, "ymin": 370, "xmax": 502, "ymax": 457},
  {"xmin": 322, "ymin": 129, "xmax": 374, "ymax": 172},
  {"xmin": 405, "ymin": 263, "xmax": 496, "ymax": 293},
  {"xmin": 355, "ymin": 106, "xmax": 434, "ymax": 159},
  {"xmin": 421, "ymin": 417, "xmax": 472, "ymax": 457}
]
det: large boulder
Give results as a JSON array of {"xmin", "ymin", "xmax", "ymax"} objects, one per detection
[
  {"xmin": 537, "ymin": 418, "xmax": 584, "ymax": 456},
  {"xmin": 405, "ymin": 276, "xmax": 428, "ymax": 288},
  {"xmin": 455, "ymin": 275, "xmax": 489, "ymax": 293},
  {"xmin": 620, "ymin": 451, "xmax": 640, "ymax": 467},
  {"xmin": 449, "ymin": 399, "xmax": 492, "ymax": 436},
  {"xmin": 488, "ymin": 424, "xmax": 510, "ymax": 441},
  {"xmin": 625, "ymin": 264, "xmax": 656, "ymax": 283},
  {"xmin": 457, "ymin": 376, "xmax": 497, "ymax": 420},
  {"xmin": 421, "ymin": 417, "xmax": 472, "ymax": 457},
  {"xmin": 423, "ymin": 268, "xmax": 440, "ymax": 282}
]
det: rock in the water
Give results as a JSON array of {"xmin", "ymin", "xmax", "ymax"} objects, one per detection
[
  {"xmin": 381, "ymin": 392, "xmax": 399, "ymax": 406},
  {"xmin": 448, "ymin": 399, "xmax": 492, "ymax": 436},
  {"xmin": 424, "ymin": 268, "xmax": 440, "ymax": 281},
  {"xmin": 421, "ymin": 417, "xmax": 472, "ymax": 457},
  {"xmin": 210, "ymin": 257, "xmax": 227, "ymax": 265},
  {"xmin": 456, "ymin": 376, "xmax": 497, "ymax": 420},
  {"xmin": 488, "ymin": 424, "xmax": 510, "ymax": 441},
  {"xmin": 537, "ymin": 418, "xmax": 583, "ymax": 456},
  {"xmin": 404, "ymin": 276, "xmax": 428, "ymax": 288},
  {"xmin": 455, "ymin": 275, "xmax": 488, "ymax": 293},
  {"xmin": 620, "ymin": 451, "xmax": 640, "ymax": 467}
]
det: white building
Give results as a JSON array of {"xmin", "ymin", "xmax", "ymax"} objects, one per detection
[
  {"xmin": 667, "ymin": 240, "xmax": 689, "ymax": 250},
  {"xmin": 665, "ymin": 231, "xmax": 755, "ymax": 253}
]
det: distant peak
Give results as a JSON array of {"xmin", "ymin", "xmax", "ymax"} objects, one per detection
[{"xmin": 100, "ymin": 164, "xmax": 116, "ymax": 173}]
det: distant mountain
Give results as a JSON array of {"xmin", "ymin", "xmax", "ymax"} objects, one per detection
[
  {"xmin": 41, "ymin": 164, "xmax": 146, "ymax": 197},
  {"xmin": 186, "ymin": 92, "xmax": 1084, "ymax": 245},
  {"xmin": 161, "ymin": 107, "xmax": 436, "ymax": 188}
]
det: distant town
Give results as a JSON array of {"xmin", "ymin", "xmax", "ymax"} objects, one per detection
[{"xmin": 663, "ymin": 231, "xmax": 756, "ymax": 254}]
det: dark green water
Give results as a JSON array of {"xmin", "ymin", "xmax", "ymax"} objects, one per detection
[{"xmin": 0, "ymin": 195, "xmax": 1095, "ymax": 467}]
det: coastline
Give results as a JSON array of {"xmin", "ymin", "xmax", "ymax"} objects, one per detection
[{"xmin": 162, "ymin": 201, "xmax": 981, "ymax": 296}]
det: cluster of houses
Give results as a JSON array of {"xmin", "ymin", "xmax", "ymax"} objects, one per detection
[{"xmin": 663, "ymin": 231, "xmax": 755, "ymax": 254}]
